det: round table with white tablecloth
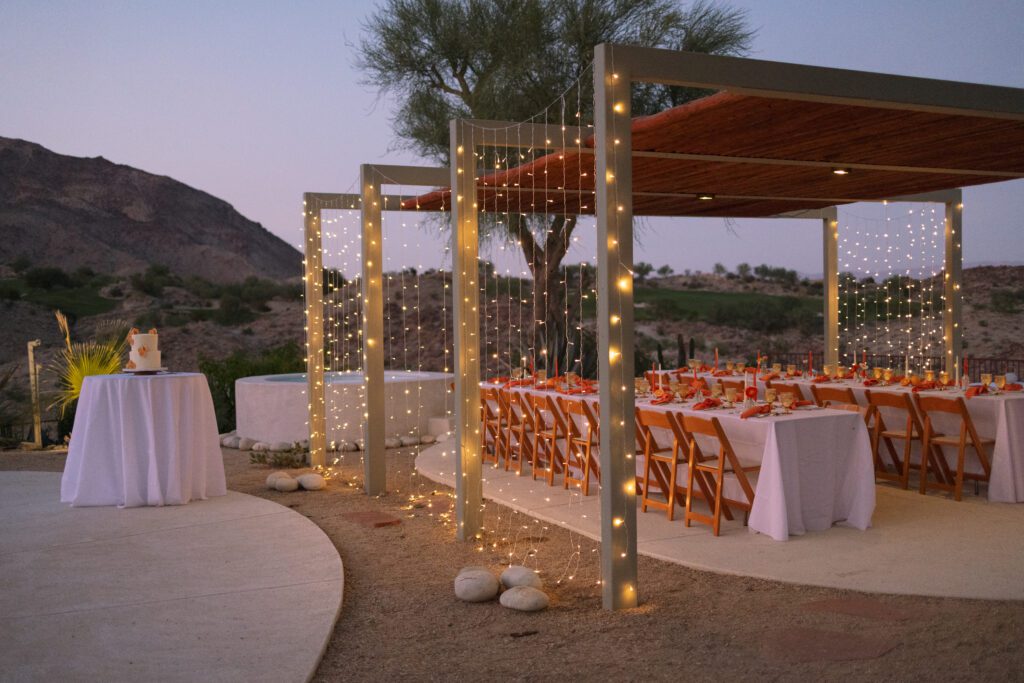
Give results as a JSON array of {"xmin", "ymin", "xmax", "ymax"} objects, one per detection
[{"xmin": 60, "ymin": 373, "xmax": 227, "ymax": 507}]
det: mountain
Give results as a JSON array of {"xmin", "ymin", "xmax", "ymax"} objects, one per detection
[{"xmin": 0, "ymin": 137, "xmax": 300, "ymax": 282}]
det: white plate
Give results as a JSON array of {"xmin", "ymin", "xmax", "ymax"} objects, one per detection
[{"xmin": 122, "ymin": 367, "xmax": 169, "ymax": 374}]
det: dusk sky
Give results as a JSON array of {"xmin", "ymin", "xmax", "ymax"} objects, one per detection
[{"xmin": 3, "ymin": 0, "xmax": 1022, "ymax": 278}]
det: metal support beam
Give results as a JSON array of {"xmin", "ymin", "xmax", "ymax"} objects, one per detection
[
  {"xmin": 451, "ymin": 123, "xmax": 483, "ymax": 542},
  {"xmin": 595, "ymin": 44, "xmax": 638, "ymax": 611},
  {"xmin": 823, "ymin": 208, "xmax": 840, "ymax": 367},
  {"xmin": 302, "ymin": 193, "xmax": 328, "ymax": 468},
  {"xmin": 944, "ymin": 192, "xmax": 964, "ymax": 375},
  {"xmin": 360, "ymin": 167, "xmax": 387, "ymax": 495}
]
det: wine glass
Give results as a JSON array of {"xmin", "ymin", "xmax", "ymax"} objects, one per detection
[
  {"xmin": 836, "ymin": 365, "xmax": 846, "ymax": 380},
  {"xmin": 981, "ymin": 373, "xmax": 993, "ymax": 388},
  {"xmin": 765, "ymin": 388, "xmax": 777, "ymax": 413},
  {"xmin": 786, "ymin": 364, "xmax": 796, "ymax": 376},
  {"xmin": 772, "ymin": 363, "xmax": 782, "ymax": 374},
  {"xmin": 939, "ymin": 371, "xmax": 950, "ymax": 387},
  {"xmin": 726, "ymin": 361, "xmax": 735, "ymax": 373},
  {"xmin": 822, "ymin": 364, "xmax": 833, "ymax": 378},
  {"xmin": 736, "ymin": 362, "xmax": 746, "ymax": 373},
  {"xmin": 996, "ymin": 375, "xmax": 1007, "ymax": 391},
  {"xmin": 725, "ymin": 387, "xmax": 737, "ymax": 405},
  {"xmin": 925, "ymin": 369, "xmax": 935, "ymax": 383},
  {"xmin": 711, "ymin": 383, "xmax": 723, "ymax": 399},
  {"xmin": 780, "ymin": 392, "xmax": 796, "ymax": 413},
  {"xmin": 873, "ymin": 367, "xmax": 883, "ymax": 380}
]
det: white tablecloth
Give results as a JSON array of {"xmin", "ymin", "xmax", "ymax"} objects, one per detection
[
  {"xmin": 61, "ymin": 373, "xmax": 226, "ymax": 507},
  {"xmin": 780, "ymin": 378, "xmax": 1024, "ymax": 503},
  {"xmin": 498, "ymin": 383, "xmax": 875, "ymax": 540}
]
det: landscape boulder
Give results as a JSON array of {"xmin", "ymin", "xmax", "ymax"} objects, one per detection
[
  {"xmin": 274, "ymin": 477, "xmax": 300, "ymax": 493},
  {"xmin": 454, "ymin": 567, "xmax": 500, "ymax": 602},
  {"xmin": 297, "ymin": 473, "xmax": 326, "ymax": 491},
  {"xmin": 499, "ymin": 586, "xmax": 549, "ymax": 612},
  {"xmin": 266, "ymin": 471, "xmax": 292, "ymax": 490},
  {"xmin": 501, "ymin": 565, "xmax": 543, "ymax": 590}
]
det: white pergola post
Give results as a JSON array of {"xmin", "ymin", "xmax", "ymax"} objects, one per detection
[
  {"xmin": 360, "ymin": 167, "xmax": 387, "ymax": 494},
  {"xmin": 451, "ymin": 123, "xmax": 484, "ymax": 541},
  {"xmin": 303, "ymin": 193, "xmax": 328, "ymax": 468},
  {"xmin": 594, "ymin": 44, "xmax": 639, "ymax": 610},
  {"xmin": 823, "ymin": 208, "xmax": 840, "ymax": 367},
  {"xmin": 944, "ymin": 191, "xmax": 964, "ymax": 375}
]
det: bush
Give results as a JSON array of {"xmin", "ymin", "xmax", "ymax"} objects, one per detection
[
  {"xmin": 990, "ymin": 289, "xmax": 1024, "ymax": 315},
  {"xmin": 199, "ymin": 342, "xmax": 305, "ymax": 433},
  {"xmin": 24, "ymin": 267, "xmax": 73, "ymax": 290},
  {"xmin": 0, "ymin": 281, "xmax": 20, "ymax": 303},
  {"xmin": 214, "ymin": 294, "xmax": 257, "ymax": 325},
  {"xmin": 130, "ymin": 264, "xmax": 179, "ymax": 297},
  {"xmin": 11, "ymin": 255, "xmax": 32, "ymax": 274}
]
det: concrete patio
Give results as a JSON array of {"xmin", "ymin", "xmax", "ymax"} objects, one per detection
[
  {"xmin": 0, "ymin": 472, "xmax": 343, "ymax": 682},
  {"xmin": 417, "ymin": 442, "xmax": 1024, "ymax": 601}
]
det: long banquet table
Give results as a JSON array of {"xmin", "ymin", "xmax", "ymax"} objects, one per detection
[
  {"xmin": 655, "ymin": 370, "xmax": 1024, "ymax": 503},
  {"xmin": 493, "ymin": 382, "xmax": 875, "ymax": 541}
]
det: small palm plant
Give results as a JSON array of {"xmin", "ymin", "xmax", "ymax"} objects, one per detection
[{"xmin": 50, "ymin": 311, "xmax": 130, "ymax": 416}]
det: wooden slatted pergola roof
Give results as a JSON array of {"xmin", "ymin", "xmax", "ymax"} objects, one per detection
[{"xmin": 405, "ymin": 91, "xmax": 1024, "ymax": 217}]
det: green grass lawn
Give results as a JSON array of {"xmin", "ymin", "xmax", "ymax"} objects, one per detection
[
  {"xmin": 582, "ymin": 285, "xmax": 823, "ymax": 333},
  {"xmin": 1, "ymin": 278, "xmax": 118, "ymax": 318}
]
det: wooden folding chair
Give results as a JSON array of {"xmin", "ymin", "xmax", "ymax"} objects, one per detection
[
  {"xmin": 766, "ymin": 381, "xmax": 805, "ymax": 402},
  {"xmin": 636, "ymin": 409, "xmax": 706, "ymax": 521},
  {"xmin": 680, "ymin": 415, "xmax": 759, "ymax": 536},
  {"xmin": 914, "ymin": 394, "xmax": 993, "ymax": 501},
  {"xmin": 558, "ymin": 397, "xmax": 601, "ymax": 495},
  {"xmin": 497, "ymin": 389, "xmax": 533, "ymax": 475},
  {"xmin": 480, "ymin": 387, "xmax": 504, "ymax": 465},
  {"xmin": 864, "ymin": 389, "xmax": 923, "ymax": 489},
  {"xmin": 811, "ymin": 384, "xmax": 859, "ymax": 408},
  {"xmin": 527, "ymin": 392, "xmax": 566, "ymax": 485},
  {"xmin": 718, "ymin": 378, "xmax": 745, "ymax": 394}
]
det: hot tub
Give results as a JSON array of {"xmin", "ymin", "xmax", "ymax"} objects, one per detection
[{"xmin": 235, "ymin": 371, "xmax": 453, "ymax": 446}]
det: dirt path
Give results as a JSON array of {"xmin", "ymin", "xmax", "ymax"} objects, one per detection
[{"xmin": 5, "ymin": 447, "xmax": 1023, "ymax": 681}]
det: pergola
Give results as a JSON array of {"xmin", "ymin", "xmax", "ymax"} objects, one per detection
[{"xmin": 305, "ymin": 45, "xmax": 1024, "ymax": 611}]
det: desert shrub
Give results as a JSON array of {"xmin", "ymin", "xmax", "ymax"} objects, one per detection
[
  {"xmin": 182, "ymin": 276, "xmax": 222, "ymax": 301},
  {"xmin": 199, "ymin": 342, "xmax": 304, "ymax": 433},
  {"xmin": 24, "ymin": 267, "xmax": 72, "ymax": 290},
  {"xmin": 0, "ymin": 281, "xmax": 20, "ymax": 303},
  {"xmin": 214, "ymin": 294, "xmax": 257, "ymax": 325},
  {"xmin": 990, "ymin": 289, "xmax": 1024, "ymax": 314},
  {"xmin": 11, "ymin": 255, "xmax": 32, "ymax": 274},
  {"xmin": 130, "ymin": 264, "xmax": 179, "ymax": 297}
]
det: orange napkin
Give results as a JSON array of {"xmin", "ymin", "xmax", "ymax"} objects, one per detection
[
  {"xmin": 692, "ymin": 398, "xmax": 722, "ymax": 410},
  {"xmin": 760, "ymin": 372, "xmax": 779, "ymax": 382},
  {"xmin": 1003, "ymin": 383, "xmax": 1023, "ymax": 392},
  {"xmin": 792, "ymin": 400, "xmax": 814, "ymax": 408},
  {"xmin": 502, "ymin": 378, "xmax": 535, "ymax": 388},
  {"xmin": 812, "ymin": 376, "xmax": 832, "ymax": 384},
  {"xmin": 651, "ymin": 389, "xmax": 675, "ymax": 405},
  {"xmin": 489, "ymin": 376, "xmax": 509, "ymax": 384},
  {"xmin": 741, "ymin": 404, "xmax": 771, "ymax": 419},
  {"xmin": 862, "ymin": 379, "xmax": 879, "ymax": 386},
  {"xmin": 912, "ymin": 381, "xmax": 938, "ymax": 393},
  {"xmin": 713, "ymin": 370, "xmax": 733, "ymax": 377},
  {"xmin": 785, "ymin": 371, "xmax": 803, "ymax": 378},
  {"xmin": 558, "ymin": 386, "xmax": 597, "ymax": 395},
  {"xmin": 965, "ymin": 385, "xmax": 988, "ymax": 398}
]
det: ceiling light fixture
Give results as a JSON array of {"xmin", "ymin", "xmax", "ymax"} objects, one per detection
[
  {"xmin": 696, "ymin": 193, "xmax": 715, "ymax": 201},
  {"xmin": 832, "ymin": 167, "xmax": 851, "ymax": 175}
]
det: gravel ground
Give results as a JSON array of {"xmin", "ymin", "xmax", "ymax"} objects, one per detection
[{"xmin": 4, "ymin": 447, "xmax": 1024, "ymax": 681}]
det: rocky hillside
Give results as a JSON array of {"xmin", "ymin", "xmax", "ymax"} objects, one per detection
[{"xmin": 0, "ymin": 137, "xmax": 300, "ymax": 282}]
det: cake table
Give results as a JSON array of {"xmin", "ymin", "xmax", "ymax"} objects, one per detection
[{"xmin": 60, "ymin": 373, "xmax": 227, "ymax": 507}]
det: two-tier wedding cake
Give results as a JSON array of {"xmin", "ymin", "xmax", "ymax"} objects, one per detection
[{"xmin": 125, "ymin": 328, "xmax": 162, "ymax": 371}]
